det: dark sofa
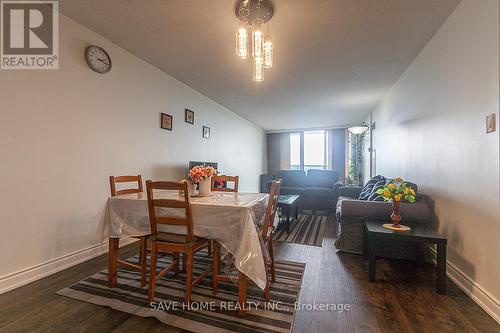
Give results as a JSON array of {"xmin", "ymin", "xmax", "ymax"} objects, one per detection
[
  {"xmin": 260, "ymin": 170, "xmax": 343, "ymax": 211},
  {"xmin": 335, "ymin": 183, "xmax": 434, "ymax": 260}
]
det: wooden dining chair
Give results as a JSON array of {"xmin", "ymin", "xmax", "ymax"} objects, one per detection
[
  {"xmin": 146, "ymin": 180, "xmax": 212, "ymax": 303},
  {"xmin": 109, "ymin": 175, "xmax": 148, "ymax": 287},
  {"xmin": 206, "ymin": 175, "xmax": 239, "ymax": 255},
  {"xmin": 211, "ymin": 175, "xmax": 239, "ymax": 192},
  {"xmin": 212, "ymin": 180, "xmax": 281, "ymax": 313}
]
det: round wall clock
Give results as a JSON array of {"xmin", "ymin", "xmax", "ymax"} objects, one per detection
[{"xmin": 84, "ymin": 45, "xmax": 112, "ymax": 74}]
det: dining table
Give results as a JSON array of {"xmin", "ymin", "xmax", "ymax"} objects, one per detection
[{"xmin": 97, "ymin": 190, "xmax": 273, "ymax": 290}]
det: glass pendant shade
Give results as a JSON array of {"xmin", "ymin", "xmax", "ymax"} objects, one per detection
[
  {"xmin": 263, "ymin": 40, "xmax": 273, "ymax": 68},
  {"xmin": 253, "ymin": 58, "xmax": 264, "ymax": 82},
  {"xmin": 235, "ymin": 27, "xmax": 248, "ymax": 59},
  {"xmin": 252, "ymin": 24, "xmax": 263, "ymax": 60}
]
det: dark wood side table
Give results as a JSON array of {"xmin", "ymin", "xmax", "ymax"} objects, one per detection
[
  {"xmin": 277, "ymin": 195, "xmax": 300, "ymax": 233},
  {"xmin": 363, "ymin": 219, "xmax": 448, "ymax": 294}
]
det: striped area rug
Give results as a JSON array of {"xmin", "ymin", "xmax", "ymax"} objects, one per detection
[
  {"xmin": 57, "ymin": 253, "xmax": 305, "ymax": 333},
  {"xmin": 273, "ymin": 214, "xmax": 328, "ymax": 247}
]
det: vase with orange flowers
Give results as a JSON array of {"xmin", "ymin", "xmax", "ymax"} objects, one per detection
[
  {"xmin": 376, "ymin": 177, "xmax": 416, "ymax": 229},
  {"xmin": 188, "ymin": 165, "xmax": 218, "ymax": 197}
]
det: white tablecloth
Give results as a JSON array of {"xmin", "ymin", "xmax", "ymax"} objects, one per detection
[{"xmin": 97, "ymin": 191, "xmax": 271, "ymax": 289}]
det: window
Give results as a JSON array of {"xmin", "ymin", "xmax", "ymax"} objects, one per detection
[
  {"xmin": 290, "ymin": 132, "xmax": 301, "ymax": 170},
  {"xmin": 304, "ymin": 130, "xmax": 326, "ymax": 171},
  {"xmin": 289, "ymin": 130, "xmax": 328, "ymax": 171}
]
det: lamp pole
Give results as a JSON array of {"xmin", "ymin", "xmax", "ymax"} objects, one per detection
[
  {"xmin": 348, "ymin": 123, "xmax": 369, "ymax": 186},
  {"xmin": 356, "ymin": 134, "xmax": 360, "ymax": 186}
]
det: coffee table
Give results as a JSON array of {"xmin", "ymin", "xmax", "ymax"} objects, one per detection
[
  {"xmin": 277, "ymin": 195, "xmax": 300, "ymax": 233},
  {"xmin": 363, "ymin": 219, "xmax": 447, "ymax": 294}
]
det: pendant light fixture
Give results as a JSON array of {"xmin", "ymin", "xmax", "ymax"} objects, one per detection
[{"xmin": 235, "ymin": 0, "xmax": 274, "ymax": 82}]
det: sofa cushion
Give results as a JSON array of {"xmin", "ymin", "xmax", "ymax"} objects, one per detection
[
  {"xmin": 367, "ymin": 177, "xmax": 387, "ymax": 201},
  {"xmin": 359, "ymin": 175, "xmax": 385, "ymax": 200},
  {"xmin": 303, "ymin": 187, "xmax": 334, "ymax": 198},
  {"xmin": 338, "ymin": 186, "xmax": 363, "ymax": 198},
  {"xmin": 305, "ymin": 170, "xmax": 339, "ymax": 188},
  {"xmin": 280, "ymin": 186, "xmax": 304, "ymax": 196},
  {"xmin": 276, "ymin": 170, "xmax": 306, "ymax": 187}
]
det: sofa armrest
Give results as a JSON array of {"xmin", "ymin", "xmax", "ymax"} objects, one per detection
[
  {"xmin": 338, "ymin": 186, "xmax": 363, "ymax": 198},
  {"xmin": 337, "ymin": 199, "xmax": 431, "ymax": 224},
  {"xmin": 333, "ymin": 181, "xmax": 343, "ymax": 192}
]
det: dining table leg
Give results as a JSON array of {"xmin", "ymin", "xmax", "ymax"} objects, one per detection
[
  {"xmin": 238, "ymin": 272, "xmax": 247, "ymax": 315},
  {"xmin": 108, "ymin": 237, "xmax": 119, "ymax": 288}
]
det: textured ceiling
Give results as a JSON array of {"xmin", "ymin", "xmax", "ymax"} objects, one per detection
[{"xmin": 60, "ymin": 0, "xmax": 460, "ymax": 131}]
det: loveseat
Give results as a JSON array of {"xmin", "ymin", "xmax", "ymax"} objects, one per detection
[
  {"xmin": 260, "ymin": 170, "xmax": 343, "ymax": 211},
  {"xmin": 335, "ymin": 180, "xmax": 434, "ymax": 260}
]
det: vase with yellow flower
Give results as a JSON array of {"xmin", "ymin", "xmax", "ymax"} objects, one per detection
[{"xmin": 376, "ymin": 177, "xmax": 416, "ymax": 230}]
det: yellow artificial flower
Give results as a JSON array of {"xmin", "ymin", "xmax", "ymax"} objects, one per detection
[
  {"xmin": 387, "ymin": 183, "xmax": 396, "ymax": 190},
  {"xmin": 383, "ymin": 190, "xmax": 391, "ymax": 198},
  {"xmin": 395, "ymin": 177, "xmax": 403, "ymax": 183},
  {"xmin": 410, "ymin": 189, "xmax": 416, "ymax": 196},
  {"xmin": 403, "ymin": 188, "xmax": 410, "ymax": 195},
  {"xmin": 394, "ymin": 194, "xmax": 402, "ymax": 201}
]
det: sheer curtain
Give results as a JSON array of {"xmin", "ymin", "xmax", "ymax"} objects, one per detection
[
  {"xmin": 266, "ymin": 133, "xmax": 290, "ymax": 174},
  {"xmin": 327, "ymin": 129, "xmax": 347, "ymax": 181}
]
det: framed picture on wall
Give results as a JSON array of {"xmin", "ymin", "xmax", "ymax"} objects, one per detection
[
  {"xmin": 160, "ymin": 113, "xmax": 172, "ymax": 130},
  {"xmin": 185, "ymin": 109, "xmax": 195, "ymax": 124},
  {"xmin": 202, "ymin": 126, "xmax": 210, "ymax": 139}
]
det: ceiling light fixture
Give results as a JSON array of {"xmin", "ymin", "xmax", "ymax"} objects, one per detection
[{"xmin": 235, "ymin": 0, "xmax": 274, "ymax": 82}]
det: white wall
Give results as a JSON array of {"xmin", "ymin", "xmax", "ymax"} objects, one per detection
[
  {"xmin": 365, "ymin": 0, "xmax": 500, "ymax": 319},
  {"xmin": 0, "ymin": 14, "xmax": 266, "ymax": 286}
]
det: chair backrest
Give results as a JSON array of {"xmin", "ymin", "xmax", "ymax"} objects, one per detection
[
  {"xmin": 145, "ymin": 180, "xmax": 194, "ymax": 242},
  {"xmin": 211, "ymin": 175, "xmax": 239, "ymax": 192},
  {"xmin": 261, "ymin": 180, "xmax": 281, "ymax": 238},
  {"xmin": 109, "ymin": 175, "xmax": 143, "ymax": 197}
]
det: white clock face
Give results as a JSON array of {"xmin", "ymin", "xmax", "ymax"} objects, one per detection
[{"xmin": 85, "ymin": 46, "xmax": 112, "ymax": 74}]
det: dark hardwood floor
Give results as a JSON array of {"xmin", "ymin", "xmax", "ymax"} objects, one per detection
[{"xmin": 0, "ymin": 221, "xmax": 498, "ymax": 332}]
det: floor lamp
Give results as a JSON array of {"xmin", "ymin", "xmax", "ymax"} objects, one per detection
[{"xmin": 348, "ymin": 123, "xmax": 369, "ymax": 186}]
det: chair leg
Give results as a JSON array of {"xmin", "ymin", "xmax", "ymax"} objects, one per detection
[
  {"xmin": 148, "ymin": 242, "xmax": 158, "ymax": 301},
  {"xmin": 185, "ymin": 251, "xmax": 193, "ymax": 305},
  {"xmin": 238, "ymin": 272, "xmax": 247, "ymax": 315},
  {"xmin": 213, "ymin": 241, "xmax": 220, "ymax": 295},
  {"xmin": 264, "ymin": 272, "xmax": 271, "ymax": 302},
  {"xmin": 173, "ymin": 252, "xmax": 180, "ymax": 276},
  {"xmin": 181, "ymin": 253, "xmax": 187, "ymax": 273},
  {"xmin": 268, "ymin": 240, "xmax": 276, "ymax": 282},
  {"xmin": 139, "ymin": 236, "xmax": 147, "ymax": 287},
  {"xmin": 108, "ymin": 238, "xmax": 119, "ymax": 288}
]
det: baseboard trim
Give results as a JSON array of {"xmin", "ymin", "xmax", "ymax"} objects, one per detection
[
  {"xmin": 0, "ymin": 238, "xmax": 138, "ymax": 295},
  {"xmin": 429, "ymin": 248, "xmax": 500, "ymax": 324}
]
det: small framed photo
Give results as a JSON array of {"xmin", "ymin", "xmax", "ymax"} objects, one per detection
[
  {"xmin": 160, "ymin": 113, "xmax": 172, "ymax": 131},
  {"xmin": 185, "ymin": 109, "xmax": 195, "ymax": 124},
  {"xmin": 202, "ymin": 126, "xmax": 211, "ymax": 139}
]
